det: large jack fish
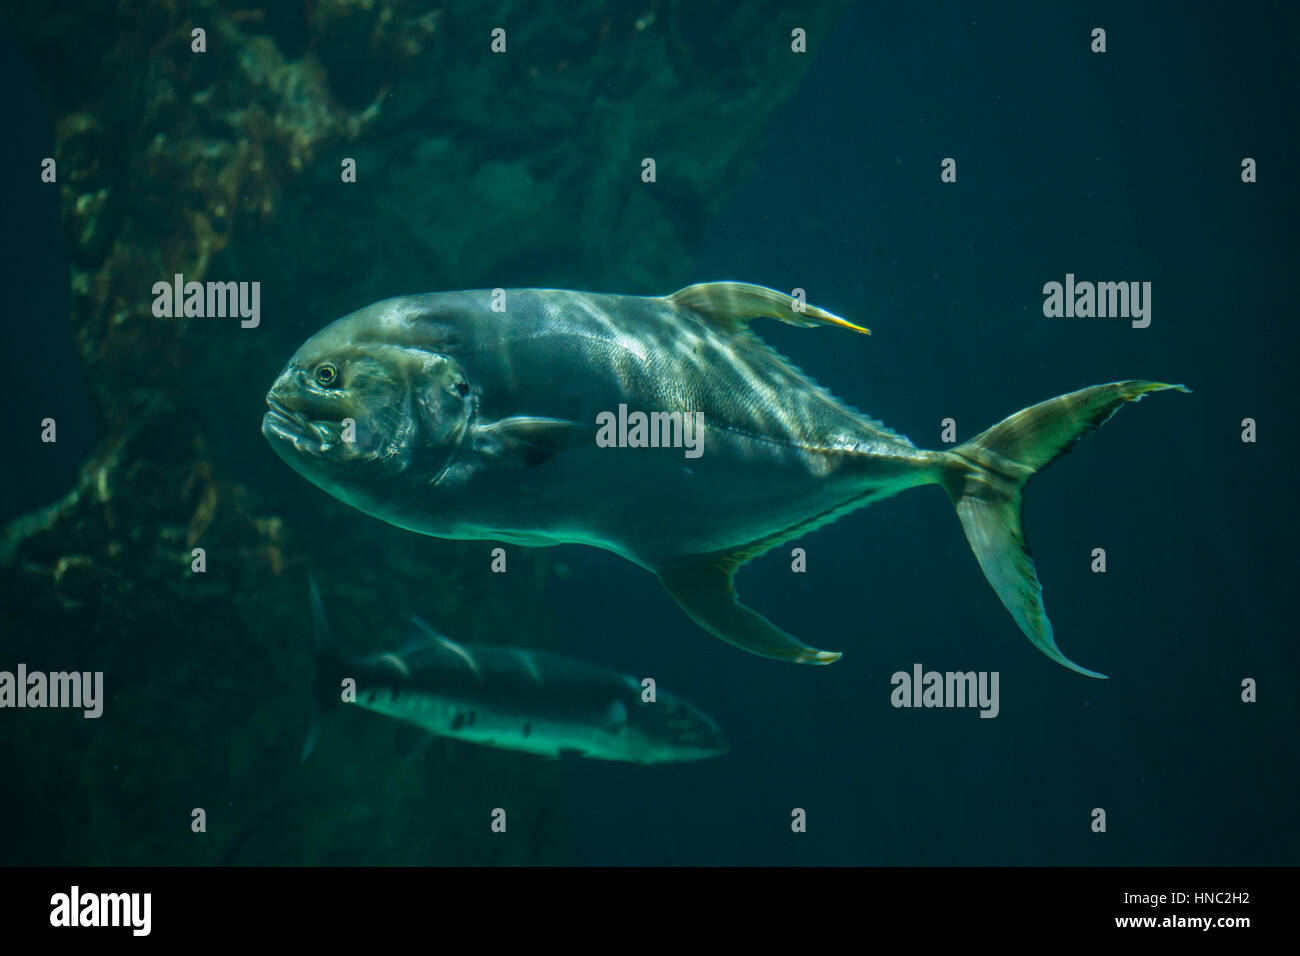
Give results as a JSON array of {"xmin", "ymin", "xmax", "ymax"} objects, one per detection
[{"xmin": 264, "ymin": 282, "xmax": 1187, "ymax": 677}]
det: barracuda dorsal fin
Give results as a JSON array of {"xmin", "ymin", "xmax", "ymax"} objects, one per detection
[
  {"xmin": 658, "ymin": 559, "xmax": 842, "ymax": 665},
  {"xmin": 667, "ymin": 282, "xmax": 870, "ymax": 335},
  {"xmin": 406, "ymin": 617, "xmax": 482, "ymax": 681},
  {"xmin": 356, "ymin": 652, "xmax": 410, "ymax": 680}
]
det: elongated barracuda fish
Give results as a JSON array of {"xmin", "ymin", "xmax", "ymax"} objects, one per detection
[
  {"xmin": 265, "ymin": 282, "xmax": 1187, "ymax": 677},
  {"xmin": 301, "ymin": 579, "xmax": 727, "ymax": 764}
]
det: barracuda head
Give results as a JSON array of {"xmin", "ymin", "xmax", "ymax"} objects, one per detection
[
  {"xmin": 262, "ymin": 307, "xmax": 475, "ymax": 519},
  {"xmin": 625, "ymin": 691, "xmax": 730, "ymax": 764}
]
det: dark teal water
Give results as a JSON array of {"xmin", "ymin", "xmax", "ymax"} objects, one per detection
[
  {"xmin": 555, "ymin": 1, "xmax": 1298, "ymax": 864},
  {"xmin": 3, "ymin": 1, "xmax": 1295, "ymax": 866}
]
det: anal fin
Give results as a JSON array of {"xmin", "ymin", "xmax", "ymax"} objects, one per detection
[
  {"xmin": 394, "ymin": 725, "xmax": 433, "ymax": 760},
  {"xmin": 658, "ymin": 562, "xmax": 841, "ymax": 665}
]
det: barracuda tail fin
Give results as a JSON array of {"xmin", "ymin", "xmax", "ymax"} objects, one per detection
[
  {"xmin": 302, "ymin": 575, "xmax": 344, "ymax": 762},
  {"xmin": 945, "ymin": 381, "xmax": 1189, "ymax": 678}
]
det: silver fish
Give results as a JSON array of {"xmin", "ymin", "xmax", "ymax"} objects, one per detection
[
  {"xmin": 265, "ymin": 282, "xmax": 1187, "ymax": 677},
  {"xmin": 301, "ymin": 579, "xmax": 727, "ymax": 765}
]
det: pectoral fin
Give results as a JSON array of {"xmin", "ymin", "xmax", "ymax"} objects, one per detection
[
  {"xmin": 658, "ymin": 562, "xmax": 842, "ymax": 665},
  {"xmin": 474, "ymin": 416, "xmax": 589, "ymax": 467}
]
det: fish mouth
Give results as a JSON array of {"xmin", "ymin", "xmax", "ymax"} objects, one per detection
[
  {"xmin": 696, "ymin": 716, "xmax": 730, "ymax": 757},
  {"xmin": 696, "ymin": 729, "xmax": 730, "ymax": 758},
  {"xmin": 262, "ymin": 394, "xmax": 323, "ymax": 451},
  {"xmin": 673, "ymin": 736, "xmax": 729, "ymax": 762},
  {"xmin": 673, "ymin": 715, "xmax": 730, "ymax": 759}
]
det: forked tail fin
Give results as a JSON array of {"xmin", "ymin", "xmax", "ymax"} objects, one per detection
[{"xmin": 945, "ymin": 381, "xmax": 1189, "ymax": 678}]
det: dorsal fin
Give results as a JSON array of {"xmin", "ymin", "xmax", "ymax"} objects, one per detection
[
  {"xmin": 355, "ymin": 652, "xmax": 411, "ymax": 680},
  {"xmin": 406, "ymin": 617, "xmax": 482, "ymax": 681},
  {"xmin": 667, "ymin": 282, "xmax": 869, "ymax": 335}
]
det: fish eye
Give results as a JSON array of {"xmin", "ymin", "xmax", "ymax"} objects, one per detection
[
  {"xmin": 315, "ymin": 363, "xmax": 340, "ymax": 388},
  {"xmin": 455, "ymin": 381, "xmax": 470, "ymax": 397}
]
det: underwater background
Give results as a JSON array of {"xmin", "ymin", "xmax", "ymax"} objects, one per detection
[{"xmin": 1, "ymin": 0, "xmax": 1295, "ymax": 866}]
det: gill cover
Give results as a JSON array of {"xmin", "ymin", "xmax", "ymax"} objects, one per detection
[{"xmin": 410, "ymin": 352, "xmax": 476, "ymax": 483}]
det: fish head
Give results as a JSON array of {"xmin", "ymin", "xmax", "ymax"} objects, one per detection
[
  {"xmin": 624, "ymin": 692, "xmax": 729, "ymax": 764},
  {"xmin": 262, "ymin": 309, "xmax": 475, "ymax": 518}
]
